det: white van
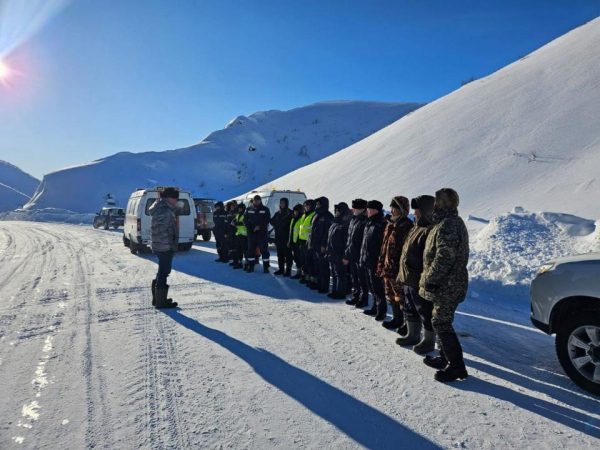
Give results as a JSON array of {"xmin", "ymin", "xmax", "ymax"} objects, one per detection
[
  {"xmin": 243, "ymin": 189, "xmax": 307, "ymax": 240},
  {"xmin": 243, "ymin": 189, "xmax": 307, "ymax": 215},
  {"xmin": 123, "ymin": 187, "xmax": 196, "ymax": 254}
]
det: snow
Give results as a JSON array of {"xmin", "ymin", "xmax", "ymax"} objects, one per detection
[
  {"xmin": 0, "ymin": 208, "xmax": 95, "ymax": 225},
  {"xmin": 261, "ymin": 18, "xmax": 600, "ymax": 220},
  {"xmin": 24, "ymin": 101, "xmax": 421, "ymax": 213},
  {"xmin": 0, "ymin": 221, "xmax": 599, "ymax": 449},
  {"xmin": 0, "ymin": 161, "xmax": 39, "ymax": 212}
]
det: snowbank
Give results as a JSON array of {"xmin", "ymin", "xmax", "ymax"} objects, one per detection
[
  {"xmin": 0, "ymin": 208, "xmax": 94, "ymax": 225},
  {"xmin": 469, "ymin": 209, "xmax": 598, "ymax": 285},
  {"xmin": 0, "ymin": 160, "xmax": 40, "ymax": 212}
]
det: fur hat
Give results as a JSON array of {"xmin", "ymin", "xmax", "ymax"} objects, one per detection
[
  {"xmin": 160, "ymin": 187, "xmax": 179, "ymax": 199},
  {"xmin": 390, "ymin": 196, "xmax": 409, "ymax": 216},
  {"xmin": 435, "ymin": 188, "xmax": 460, "ymax": 210},
  {"xmin": 351, "ymin": 198, "xmax": 367, "ymax": 209},
  {"xmin": 366, "ymin": 200, "xmax": 383, "ymax": 211}
]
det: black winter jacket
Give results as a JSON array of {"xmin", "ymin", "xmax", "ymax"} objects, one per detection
[
  {"xmin": 244, "ymin": 204, "xmax": 271, "ymax": 235},
  {"xmin": 308, "ymin": 197, "xmax": 334, "ymax": 251},
  {"xmin": 270, "ymin": 208, "xmax": 293, "ymax": 245},
  {"xmin": 213, "ymin": 208, "xmax": 228, "ymax": 237},
  {"xmin": 344, "ymin": 212, "xmax": 367, "ymax": 261},
  {"xmin": 327, "ymin": 212, "xmax": 351, "ymax": 259},
  {"xmin": 359, "ymin": 211, "xmax": 385, "ymax": 268}
]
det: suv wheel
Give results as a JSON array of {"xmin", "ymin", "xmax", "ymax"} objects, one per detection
[{"xmin": 556, "ymin": 311, "xmax": 600, "ymax": 395}]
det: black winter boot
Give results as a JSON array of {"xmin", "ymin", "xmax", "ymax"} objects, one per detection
[
  {"xmin": 382, "ymin": 302, "xmax": 404, "ymax": 330},
  {"xmin": 374, "ymin": 298, "xmax": 388, "ymax": 321},
  {"xmin": 355, "ymin": 294, "xmax": 369, "ymax": 308},
  {"xmin": 396, "ymin": 320, "xmax": 422, "ymax": 346},
  {"xmin": 246, "ymin": 262, "xmax": 255, "ymax": 273},
  {"xmin": 151, "ymin": 280, "xmax": 156, "ymax": 306},
  {"xmin": 423, "ymin": 344, "xmax": 448, "ymax": 369},
  {"xmin": 363, "ymin": 303, "xmax": 377, "ymax": 316},
  {"xmin": 155, "ymin": 286, "xmax": 177, "ymax": 309},
  {"xmin": 263, "ymin": 261, "xmax": 270, "ymax": 273},
  {"xmin": 434, "ymin": 332, "xmax": 468, "ymax": 382}
]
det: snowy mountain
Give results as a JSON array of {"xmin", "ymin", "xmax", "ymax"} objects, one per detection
[
  {"xmin": 24, "ymin": 101, "xmax": 421, "ymax": 213},
  {"xmin": 0, "ymin": 160, "xmax": 39, "ymax": 212},
  {"xmin": 261, "ymin": 18, "xmax": 600, "ymax": 220}
]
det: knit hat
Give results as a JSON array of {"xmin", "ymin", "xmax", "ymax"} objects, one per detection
[
  {"xmin": 292, "ymin": 204, "xmax": 303, "ymax": 212},
  {"xmin": 161, "ymin": 187, "xmax": 179, "ymax": 199},
  {"xmin": 253, "ymin": 194, "xmax": 262, "ymax": 202},
  {"xmin": 237, "ymin": 203, "xmax": 246, "ymax": 211},
  {"xmin": 390, "ymin": 196, "xmax": 409, "ymax": 216},
  {"xmin": 280, "ymin": 197, "xmax": 289, "ymax": 207},
  {"xmin": 366, "ymin": 200, "xmax": 383, "ymax": 211},
  {"xmin": 215, "ymin": 201, "xmax": 224, "ymax": 208},
  {"xmin": 351, "ymin": 198, "xmax": 367, "ymax": 209},
  {"xmin": 304, "ymin": 199, "xmax": 315, "ymax": 209}
]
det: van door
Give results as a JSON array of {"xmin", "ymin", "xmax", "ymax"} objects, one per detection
[{"xmin": 176, "ymin": 196, "xmax": 195, "ymax": 242}]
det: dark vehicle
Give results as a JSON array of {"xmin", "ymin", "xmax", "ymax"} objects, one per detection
[
  {"xmin": 93, "ymin": 207, "xmax": 125, "ymax": 230},
  {"xmin": 194, "ymin": 198, "xmax": 215, "ymax": 241}
]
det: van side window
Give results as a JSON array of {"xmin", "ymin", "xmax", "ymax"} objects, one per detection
[
  {"xmin": 177, "ymin": 199, "xmax": 191, "ymax": 216},
  {"xmin": 145, "ymin": 198, "xmax": 157, "ymax": 215}
]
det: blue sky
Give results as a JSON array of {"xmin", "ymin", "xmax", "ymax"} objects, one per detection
[{"xmin": 0, "ymin": 0, "xmax": 598, "ymax": 179}]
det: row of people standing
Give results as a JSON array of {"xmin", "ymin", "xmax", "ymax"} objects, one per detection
[{"xmin": 212, "ymin": 189, "xmax": 470, "ymax": 383}]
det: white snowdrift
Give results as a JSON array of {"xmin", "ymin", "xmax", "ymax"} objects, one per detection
[
  {"xmin": 0, "ymin": 208, "xmax": 94, "ymax": 225},
  {"xmin": 469, "ymin": 209, "xmax": 598, "ymax": 285},
  {"xmin": 262, "ymin": 18, "xmax": 600, "ymax": 220},
  {"xmin": 24, "ymin": 101, "xmax": 421, "ymax": 213},
  {"xmin": 0, "ymin": 160, "xmax": 40, "ymax": 212}
]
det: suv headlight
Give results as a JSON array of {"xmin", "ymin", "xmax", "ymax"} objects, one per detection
[{"xmin": 536, "ymin": 263, "xmax": 555, "ymax": 276}]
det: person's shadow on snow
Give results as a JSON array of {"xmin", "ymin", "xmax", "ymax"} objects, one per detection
[{"xmin": 162, "ymin": 309, "xmax": 440, "ymax": 449}]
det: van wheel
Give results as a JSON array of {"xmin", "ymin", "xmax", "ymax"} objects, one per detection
[
  {"xmin": 202, "ymin": 231, "xmax": 212, "ymax": 241},
  {"xmin": 123, "ymin": 236, "xmax": 130, "ymax": 247},
  {"xmin": 556, "ymin": 310, "xmax": 600, "ymax": 396}
]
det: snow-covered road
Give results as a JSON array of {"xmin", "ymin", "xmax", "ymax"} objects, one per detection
[{"xmin": 0, "ymin": 222, "xmax": 599, "ymax": 449}]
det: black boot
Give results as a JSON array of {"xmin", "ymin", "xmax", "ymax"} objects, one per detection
[
  {"xmin": 434, "ymin": 332, "xmax": 468, "ymax": 382},
  {"xmin": 245, "ymin": 262, "xmax": 255, "ymax": 273},
  {"xmin": 232, "ymin": 261, "xmax": 243, "ymax": 269},
  {"xmin": 263, "ymin": 261, "xmax": 270, "ymax": 273},
  {"xmin": 382, "ymin": 302, "xmax": 404, "ymax": 330},
  {"xmin": 346, "ymin": 293, "xmax": 358, "ymax": 305},
  {"xmin": 151, "ymin": 280, "xmax": 156, "ymax": 306},
  {"xmin": 155, "ymin": 286, "xmax": 177, "ymax": 309},
  {"xmin": 363, "ymin": 300, "xmax": 377, "ymax": 316},
  {"xmin": 374, "ymin": 297, "xmax": 388, "ymax": 321},
  {"xmin": 355, "ymin": 294, "xmax": 369, "ymax": 308},
  {"xmin": 423, "ymin": 342, "xmax": 448, "ymax": 369}
]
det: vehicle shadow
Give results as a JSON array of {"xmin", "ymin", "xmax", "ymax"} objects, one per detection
[
  {"xmin": 452, "ymin": 278, "xmax": 600, "ymax": 436},
  {"xmin": 162, "ymin": 309, "xmax": 440, "ymax": 449},
  {"xmin": 449, "ymin": 373, "xmax": 600, "ymax": 438}
]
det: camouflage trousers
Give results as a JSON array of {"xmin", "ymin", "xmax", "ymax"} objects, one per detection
[
  {"xmin": 430, "ymin": 297, "xmax": 461, "ymax": 334},
  {"xmin": 383, "ymin": 277, "xmax": 405, "ymax": 305}
]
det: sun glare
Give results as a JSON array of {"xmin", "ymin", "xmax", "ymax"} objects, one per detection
[{"xmin": 0, "ymin": 60, "xmax": 10, "ymax": 82}]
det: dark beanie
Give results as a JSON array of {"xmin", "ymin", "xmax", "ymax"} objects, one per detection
[
  {"xmin": 253, "ymin": 194, "xmax": 262, "ymax": 201},
  {"xmin": 352, "ymin": 198, "xmax": 367, "ymax": 209},
  {"xmin": 161, "ymin": 187, "xmax": 179, "ymax": 199},
  {"xmin": 335, "ymin": 202, "xmax": 349, "ymax": 213},
  {"xmin": 280, "ymin": 197, "xmax": 289, "ymax": 206},
  {"xmin": 215, "ymin": 201, "xmax": 224, "ymax": 208},
  {"xmin": 366, "ymin": 200, "xmax": 383, "ymax": 211},
  {"xmin": 304, "ymin": 199, "xmax": 315, "ymax": 208},
  {"xmin": 293, "ymin": 204, "xmax": 303, "ymax": 212}
]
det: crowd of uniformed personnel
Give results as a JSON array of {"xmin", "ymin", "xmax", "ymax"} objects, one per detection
[{"xmin": 208, "ymin": 189, "xmax": 470, "ymax": 383}]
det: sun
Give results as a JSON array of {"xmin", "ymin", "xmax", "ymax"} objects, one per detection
[{"xmin": 0, "ymin": 60, "xmax": 10, "ymax": 82}]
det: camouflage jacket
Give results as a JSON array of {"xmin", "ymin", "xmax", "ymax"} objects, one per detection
[
  {"xmin": 377, "ymin": 216, "xmax": 413, "ymax": 278},
  {"xmin": 150, "ymin": 199, "xmax": 178, "ymax": 252},
  {"xmin": 419, "ymin": 209, "xmax": 469, "ymax": 303}
]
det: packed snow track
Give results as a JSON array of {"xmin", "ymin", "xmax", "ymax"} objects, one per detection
[{"xmin": 0, "ymin": 222, "xmax": 599, "ymax": 449}]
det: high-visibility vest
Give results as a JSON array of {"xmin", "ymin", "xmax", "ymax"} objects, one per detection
[
  {"xmin": 298, "ymin": 211, "xmax": 315, "ymax": 241},
  {"xmin": 289, "ymin": 216, "xmax": 302, "ymax": 244},
  {"xmin": 235, "ymin": 214, "xmax": 247, "ymax": 237}
]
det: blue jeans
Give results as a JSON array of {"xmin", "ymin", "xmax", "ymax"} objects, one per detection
[{"xmin": 155, "ymin": 251, "xmax": 174, "ymax": 288}]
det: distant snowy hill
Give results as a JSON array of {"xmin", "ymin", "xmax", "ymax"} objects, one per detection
[
  {"xmin": 262, "ymin": 18, "xmax": 600, "ymax": 220},
  {"xmin": 24, "ymin": 101, "xmax": 421, "ymax": 213},
  {"xmin": 0, "ymin": 161, "xmax": 39, "ymax": 212}
]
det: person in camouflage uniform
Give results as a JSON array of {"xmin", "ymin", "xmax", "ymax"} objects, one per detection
[
  {"xmin": 149, "ymin": 187, "xmax": 180, "ymax": 309},
  {"xmin": 377, "ymin": 196, "xmax": 413, "ymax": 331},
  {"xmin": 419, "ymin": 188, "xmax": 470, "ymax": 382}
]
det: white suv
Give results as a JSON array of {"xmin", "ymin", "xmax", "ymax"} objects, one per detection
[{"xmin": 530, "ymin": 252, "xmax": 600, "ymax": 395}]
